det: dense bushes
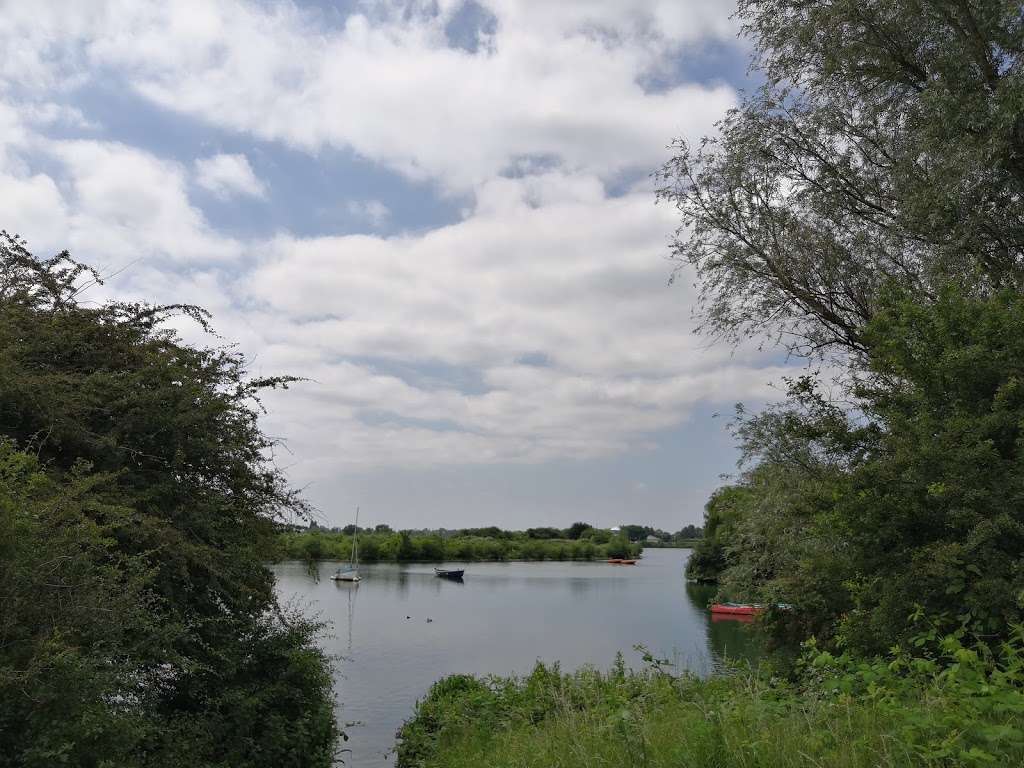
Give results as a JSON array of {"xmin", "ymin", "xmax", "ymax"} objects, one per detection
[
  {"xmin": 279, "ymin": 529, "xmax": 640, "ymax": 563},
  {"xmin": 0, "ymin": 237, "xmax": 338, "ymax": 766}
]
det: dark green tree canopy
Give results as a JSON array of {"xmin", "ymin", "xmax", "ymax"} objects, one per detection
[
  {"xmin": 0, "ymin": 232, "xmax": 337, "ymax": 767},
  {"xmin": 565, "ymin": 521, "xmax": 594, "ymax": 539},
  {"xmin": 715, "ymin": 290, "xmax": 1024, "ymax": 650}
]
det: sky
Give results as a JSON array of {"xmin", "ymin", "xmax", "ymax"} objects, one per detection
[{"xmin": 0, "ymin": 0, "xmax": 791, "ymax": 531}]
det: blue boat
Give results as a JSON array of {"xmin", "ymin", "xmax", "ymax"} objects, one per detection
[{"xmin": 434, "ymin": 567, "xmax": 465, "ymax": 579}]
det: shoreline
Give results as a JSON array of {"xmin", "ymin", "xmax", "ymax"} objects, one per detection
[{"xmin": 276, "ymin": 554, "xmax": 647, "ymax": 565}]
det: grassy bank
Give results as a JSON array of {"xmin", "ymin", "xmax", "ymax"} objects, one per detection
[
  {"xmin": 278, "ymin": 530, "xmax": 642, "ymax": 563},
  {"xmin": 396, "ymin": 628, "xmax": 1024, "ymax": 768}
]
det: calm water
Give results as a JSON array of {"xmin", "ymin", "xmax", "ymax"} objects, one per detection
[{"xmin": 272, "ymin": 548, "xmax": 760, "ymax": 767}]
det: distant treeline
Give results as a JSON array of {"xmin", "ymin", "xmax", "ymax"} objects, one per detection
[
  {"xmin": 278, "ymin": 526, "xmax": 643, "ymax": 563},
  {"xmin": 298, "ymin": 520, "xmax": 702, "ymax": 544}
]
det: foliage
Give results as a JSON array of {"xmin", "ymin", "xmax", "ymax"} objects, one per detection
[
  {"xmin": 0, "ymin": 233, "xmax": 338, "ymax": 766},
  {"xmin": 604, "ymin": 535, "xmax": 633, "ymax": 560},
  {"xmin": 581, "ymin": 527, "xmax": 612, "ymax": 544},
  {"xmin": 565, "ymin": 521, "xmax": 594, "ymax": 539},
  {"xmin": 619, "ymin": 524, "xmax": 677, "ymax": 542},
  {"xmin": 684, "ymin": 485, "xmax": 754, "ymax": 583},
  {"xmin": 525, "ymin": 526, "xmax": 563, "ymax": 539},
  {"xmin": 674, "ymin": 523, "xmax": 702, "ymax": 540},
  {"xmin": 0, "ymin": 442, "xmax": 153, "ymax": 766},
  {"xmin": 801, "ymin": 620, "xmax": 1024, "ymax": 765},
  {"xmin": 396, "ymin": 624, "xmax": 1024, "ymax": 768},
  {"xmin": 693, "ymin": 289, "xmax": 1024, "ymax": 651},
  {"xmin": 656, "ymin": 0, "xmax": 1024, "ymax": 360},
  {"xmin": 278, "ymin": 528, "xmax": 640, "ymax": 563},
  {"xmin": 660, "ymin": 0, "xmax": 1024, "ymax": 655}
]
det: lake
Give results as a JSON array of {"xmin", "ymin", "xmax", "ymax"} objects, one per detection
[{"xmin": 272, "ymin": 548, "xmax": 761, "ymax": 767}]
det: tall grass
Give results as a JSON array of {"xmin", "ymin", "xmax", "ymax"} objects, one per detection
[{"xmin": 396, "ymin": 626, "xmax": 1024, "ymax": 768}]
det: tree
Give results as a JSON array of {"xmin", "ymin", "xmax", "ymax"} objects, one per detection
[
  {"xmin": 0, "ymin": 233, "xmax": 338, "ymax": 765},
  {"xmin": 582, "ymin": 527, "xmax": 612, "ymax": 544},
  {"xmin": 565, "ymin": 521, "xmax": 593, "ymax": 539},
  {"xmin": 605, "ymin": 536, "xmax": 632, "ymax": 560},
  {"xmin": 674, "ymin": 524, "xmax": 702, "ymax": 540},
  {"xmin": 657, "ymin": 0, "xmax": 1024, "ymax": 361},
  {"xmin": 660, "ymin": 1, "xmax": 1024, "ymax": 652},
  {"xmin": 706, "ymin": 289, "xmax": 1024, "ymax": 650},
  {"xmin": 619, "ymin": 525, "xmax": 646, "ymax": 542},
  {"xmin": 685, "ymin": 486, "xmax": 753, "ymax": 583},
  {"xmin": 396, "ymin": 531, "xmax": 417, "ymax": 560},
  {"xmin": 526, "ymin": 526, "xmax": 563, "ymax": 539}
]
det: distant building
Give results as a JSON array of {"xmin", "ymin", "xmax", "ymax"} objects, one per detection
[
  {"xmin": 645, "ymin": 534, "xmax": 660, "ymax": 544},
  {"xmin": 609, "ymin": 526, "xmax": 621, "ymax": 533}
]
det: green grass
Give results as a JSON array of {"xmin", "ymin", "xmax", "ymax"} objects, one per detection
[{"xmin": 396, "ymin": 635, "xmax": 1024, "ymax": 768}]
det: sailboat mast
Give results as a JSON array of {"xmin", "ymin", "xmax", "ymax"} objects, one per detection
[{"xmin": 351, "ymin": 507, "xmax": 360, "ymax": 567}]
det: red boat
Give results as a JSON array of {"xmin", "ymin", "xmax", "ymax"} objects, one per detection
[
  {"xmin": 710, "ymin": 602, "xmax": 764, "ymax": 616},
  {"xmin": 607, "ymin": 558, "xmax": 638, "ymax": 565}
]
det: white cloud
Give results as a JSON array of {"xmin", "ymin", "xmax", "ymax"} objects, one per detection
[
  {"xmin": 21, "ymin": 102, "xmax": 96, "ymax": 130},
  {"xmin": 194, "ymin": 153, "xmax": 267, "ymax": 200},
  {"xmin": 0, "ymin": 125, "xmax": 240, "ymax": 267},
  {"xmin": 234, "ymin": 173, "xmax": 786, "ymax": 470},
  {"xmin": 478, "ymin": 0, "xmax": 737, "ymax": 43},
  {"xmin": 50, "ymin": 140, "xmax": 241, "ymax": 265},
  {"xmin": 0, "ymin": 128, "xmax": 784, "ymax": 474},
  {"xmin": 0, "ymin": 172, "xmax": 68, "ymax": 250},
  {"xmin": 0, "ymin": 0, "xmax": 785, "ymax": 487},
  {"xmin": 346, "ymin": 199, "xmax": 391, "ymax": 226},
  {"xmin": 0, "ymin": 0, "xmax": 739, "ymax": 193}
]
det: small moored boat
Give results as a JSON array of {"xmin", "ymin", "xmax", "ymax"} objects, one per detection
[
  {"xmin": 710, "ymin": 602, "xmax": 792, "ymax": 615},
  {"xmin": 434, "ymin": 568, "xmax": 465, "ymax": 579},
  {"xmin": 607, "ymin": 558, "xmax": 638, "ymax": 565},
  {"xmin": 710, "ymin": 602, "xmax": 764, "ymax": 616},
  {"xmin": 331, "ymin": 507, "xmax": 362, "ymax": 583},
  {"xmin": 332, "ymin": 567, "xmax": 361, "ymax": 582}
]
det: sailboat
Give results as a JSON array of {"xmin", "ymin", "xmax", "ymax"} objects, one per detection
[{"xmin": 331, "ymin": 507, "xmax": 362, "ymax": 582}]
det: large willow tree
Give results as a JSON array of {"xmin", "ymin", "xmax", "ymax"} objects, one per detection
[
  {"xmin": 662, "ymin": 1, "xmax": 1024, "ymax": 651},
  {"xmin": 0, "ymin": 233, "xmax": 338, "ymax": 767},
  {"xmin": 660, "ymin": 0, "xmax": 1024, "ymax": 357}
]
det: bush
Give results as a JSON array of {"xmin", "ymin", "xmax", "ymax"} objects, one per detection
[
  {"xmin": 0, "ymin": 239, "xmax": 339, "ymax": 766},
  {"xmin": 604, "ymin": 535, "xmax": 631, "ymax": 559}
]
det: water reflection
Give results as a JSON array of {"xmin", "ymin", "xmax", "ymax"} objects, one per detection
[
  {"xmin": 332, "ymin": 580, "xmax": 359, "ymax": 653},
  {"xmin": 684, "ymin": 581, "xmax": 763, "ymax": 669}
]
